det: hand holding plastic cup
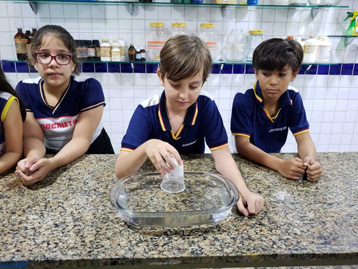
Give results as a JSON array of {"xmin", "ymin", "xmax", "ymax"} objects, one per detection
[{"xmin": 160, "ymin": 157, "xmax": 185, "ymax": 194}]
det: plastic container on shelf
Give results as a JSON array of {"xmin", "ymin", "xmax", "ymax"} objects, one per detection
[
  {"xmin": 316, "ymin": 36, "xmax": 331, "ymax": 63},
  {"xmin": 100, "ymin": 37, "xmax": 111, "ymax": 61},
  {"xmin": 117, "ymin": 38, "xmax": 127, "ymax": 61},
  {"xmin": 289, "ymin": 0, "xmax": 307, "ymax": 5},
  {"xmin": 246, "ymin": 29, "xmax": 263, "ymax": 62},
  {"xmin": 147, "ymin": 22, "xmax": 170, "ymax": 61},
  {"xmin": 216, "ymin": 0, "xmax": 236, "ymax": 4},
  {"xmin": 198, "ymin": 23, "xmax": 217, "ymax": 61},
  {"xmin": 225, "ymin": 29, "xmax": 246, "ymax": 62},
  {"xmin": 171, "ymin": 22, "xmax": 187, "ymax": 37},
  {"xmin": 303, "ymin": 36, "xmax": 319, "ymax": 63},
  {"xmin": 111, "ymin": 40, "xmax": 121, "ymax": 61}
]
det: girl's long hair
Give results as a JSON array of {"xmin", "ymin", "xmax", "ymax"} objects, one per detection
[{"xmin": 0, "ymin": 65, "xmax": 26, "ymax": 121}]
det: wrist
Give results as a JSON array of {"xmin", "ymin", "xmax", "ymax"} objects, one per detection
[{"xmin": 48, "ymin": 157, "xmax": 59, "ymax": 171}]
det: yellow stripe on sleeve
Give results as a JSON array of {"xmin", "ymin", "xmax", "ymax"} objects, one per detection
[
  {"xmin": 120, "ymin": 148, "xmax": 134, "ymax": 152},
  {"xmin": 1, "ymin": 96, "xmax": 18, "ymax": 122},
  {"xmin": 232, "ymin": 133, "xmax": 250, "ymax": 138},
  {"xmin": 210, "ymin": 143, "xmax": 228, "ymax": 151},
  {"xmin": 293, "ymin": 129, "xmax": 309, "ymax": 136}
]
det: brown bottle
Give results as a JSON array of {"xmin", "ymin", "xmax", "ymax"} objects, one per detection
[
  {"xmin": 128, "ymin": 44, "xmax": 136, "ymax": 62},
  {"xmin": 25, "ymin": 29, "xmax": 34, "ymax": 62},
  {"xmin": 14, "ymin": 28, "xmax": 28, "ymax": 61}
]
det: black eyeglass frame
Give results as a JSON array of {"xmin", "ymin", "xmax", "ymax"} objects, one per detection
[{"xmin": 34, "ymin": 53, "xmax": 73, "ymax": 65}]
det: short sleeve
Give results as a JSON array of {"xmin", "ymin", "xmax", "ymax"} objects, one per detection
[
  {"xmin": 288, "ymin": 92, "xmax": 309, "ymax": 136},
  {"xmin": 230, "ymin": 92, "xmax": 253, "ymax": 138},
  {"xmin": 202, "ymin": 99, "xmax": 228, "ymax": 151},
  {"xmin": 79, "ymin": 78, "xmax": 105, "ymax": 112},
  {"xmin": 15, "ymin": 81, "xmax": 31, "ymax": 112},
  {"xmin": 121, "ymin": 105, "xmax": 151, "ymax": 151}
]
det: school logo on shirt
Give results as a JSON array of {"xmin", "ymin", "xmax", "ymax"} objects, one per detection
[
  {"xmin": 182, "ymin": 139, "xmax": 197, "ymax": 147},
  {"xmin": 269, "ymin": 126, "xmax": 287, "ymax": 133}
]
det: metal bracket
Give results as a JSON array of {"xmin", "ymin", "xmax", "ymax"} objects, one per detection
[
  {"xmin": 310, "ymin": 7, "xmax": 320, "ymax": 19},
  {"xmin": 29, "ymin": 1, "xmax": 38, "ymax": 14},
  {"xmin": 221, "ymin": 5, "xmax": 234, "ymax": 17},
  {"xmin": 126, "ymin": 3, "xmax": 134, "ymax": 15}
]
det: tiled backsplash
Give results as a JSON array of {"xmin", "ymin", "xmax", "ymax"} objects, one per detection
[{"xmin": 0, "ymin": 1, "xmax": 357, "ymax": 153}]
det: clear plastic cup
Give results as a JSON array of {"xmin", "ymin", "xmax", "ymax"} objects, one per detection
[{"xmin": 160, "ymin": 158, "xmax": 185, "ymax": 194}]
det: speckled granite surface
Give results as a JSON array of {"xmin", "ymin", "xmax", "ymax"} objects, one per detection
[{"xmin": 0, "ymin": 153, "xmax": 357, "ymax": 268}]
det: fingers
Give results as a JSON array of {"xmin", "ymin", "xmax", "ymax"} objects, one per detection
[
  {"xmin": 15, "ymin": 169, "xmax": 39, "ymax": 186},
  {"xmin": 237, "ymin": 198, "xmax": 249, "ymax": 217}
]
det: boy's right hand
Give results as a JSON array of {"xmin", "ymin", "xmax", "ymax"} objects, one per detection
[
  {"xmin": 277, "ymin": 157, "xmax": 306, "ymax": 180},
  {"xmin": 144, "ymin": 139, "xmax": 182, "ymax": 176}
]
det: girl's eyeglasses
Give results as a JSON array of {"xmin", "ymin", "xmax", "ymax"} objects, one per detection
[{"xmin": 35, "ymin": 53, "xmax": 72, "ymax": 65}]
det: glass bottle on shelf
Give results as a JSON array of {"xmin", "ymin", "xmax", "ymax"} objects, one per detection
[
  {"xmin": 198, "ymin": 23, "xmax": 217, "ymax": 61},
  {"xmin": 171, "ymin": 22, "xmax": 187, "ymax": 37},
  {"xmin": 246, "ymin": 29, "xmax": 263, "ymax": 62},
  {"xmin": 128, "ymin": 44, "xmax": 136, "ymax": 62},
  {"xmin": 14, "ymin": 28, "xmax": 28, "ymax": 61},
  {"xmin": 225, "ymin": 29, "xmax": 246, "ymax": 62},
  {"xmin": 147, "ymin": 22, "xmax": 170, "ymax": 61}
]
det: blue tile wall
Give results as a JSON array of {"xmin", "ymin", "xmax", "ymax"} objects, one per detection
[
  {"xmin": 245, "ymin": 64, "xmax": 254, "ymax": 74},
  {"xmin": 329, "ymin": 64, "xmax": 342, "ymax": 75},
  {"xmin": 15, "ymin": 62, "xmax": 29, "ymax": 73},
  {"xmin": 318, "ymin": 65, "xmax": 329, "ymax": 75},
  {"xmin": 341, "ymin": 64, "xmax": 354, "ymax": 75},
  {"xmin": 221, "ymin": 64, "xmax": 232, "ymax": 74},
  {"xmin": 1, "ymin": 61, "xmax": 357, "ymax": 76},
  {"xmin": 233, "ymin": 65, "xmax": 245, "ymax": 74},
  {"xmin": 1, "ymin": 60, "xmax": 15, "ymax": 73},
  {"xmin": 304, "ymin": 65, "xmax": 317, "ymax": 75}
]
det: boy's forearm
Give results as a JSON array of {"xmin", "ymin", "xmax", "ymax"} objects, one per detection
[
  {"xmin": 237, "ymin": 142, "xmax": 282, "ymax": 172},
  {"xmin": 297, "ymin": 138, "xmax": 317, "ymax": 161}
]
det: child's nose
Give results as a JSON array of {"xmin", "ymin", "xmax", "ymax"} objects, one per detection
[
  {"xmin": 269, "ymin": 76, "xmax": 279, "ymax": 85},
  {"xmin": 179, "ymin": 89, "xmax": 188, "ymax": 99}
]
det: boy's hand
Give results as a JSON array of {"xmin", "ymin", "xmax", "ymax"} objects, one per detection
[
  {"xmin": 302, "ymin": 157, "xmax": 322, "ymax": 182},
  {"xmin": 277, "ymin": 157, "xmax": 306, "ymax": 180},
  {"xmin": 237, "ymin": 191, "xmax": 264, "ymax": 217},
  {"xmin": 145, "ymin": 139, "xmax": 182, "ymax": 176}
]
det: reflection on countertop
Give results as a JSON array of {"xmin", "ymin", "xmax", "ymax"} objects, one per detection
[{"xmin": 0, "ymin": 152, "xmax": 357, "ymax": 268}]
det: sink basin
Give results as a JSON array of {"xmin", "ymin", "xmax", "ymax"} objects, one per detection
[{"xmin": 110, "ymin": 172, "xmax": 239, "ymax": 228}]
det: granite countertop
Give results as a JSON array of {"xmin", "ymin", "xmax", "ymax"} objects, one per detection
[{"xmin": 0, "ymin": 153, "xmax": 357, "ymax": 268}]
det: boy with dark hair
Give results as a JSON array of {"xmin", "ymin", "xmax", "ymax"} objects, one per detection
[{"xmin": 231, "ymin": 38, "xmax": 322, "ymax": 181}]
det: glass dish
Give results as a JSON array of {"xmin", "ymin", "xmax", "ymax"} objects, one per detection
[{"xmin": 110, "ymin": 172, "xmax": 239, "ymax": 228}]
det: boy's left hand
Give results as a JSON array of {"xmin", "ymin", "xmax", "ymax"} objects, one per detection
[
  {"xmin": 302, "ymin": 157, "xmax": 322, "ymax": 182},
  {"xmin": 237, "ymin": 191, "xmax": 264, "ymax": 217}
]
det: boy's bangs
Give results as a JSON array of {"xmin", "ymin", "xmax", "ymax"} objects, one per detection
[
  {"xmin": 165, "ymin": 55, "xmax": 203, "ymax": 82},
  {"xmin": 258, "ymin": 49, "xmax": 298, "ymax": 72}
]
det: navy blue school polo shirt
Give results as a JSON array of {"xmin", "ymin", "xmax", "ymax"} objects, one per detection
[
  {"xmin": 231, "ymin": 81, "xmax": 309, "ymax": 153},
  {"xmin": 16, "ymin": 76, "xmax": 105, "ymax": 151},
  {"xmin": 121, "ymin": 91, "xmax": 228, "ymax": 154}
]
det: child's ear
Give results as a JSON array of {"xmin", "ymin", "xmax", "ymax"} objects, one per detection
[
  {"xmin": 254, "ymin": 68, "xmax": 259, "ymax": 80},
  {"xmin": 290, "ymin": 71, "xmax": 299, "ymax": 82},
  {"xmin": 156, "ymin": 69, "xmax": 164, "ymax": 86}
]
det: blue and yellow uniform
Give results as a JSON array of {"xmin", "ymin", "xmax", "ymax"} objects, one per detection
[
  {"xmin": 231, "ymin": 81, "xmax": 309, "ymax": 153},
  {"xmin": 121, "ymin": 91, "xmax": 228, "ymax": 154},
  {"xmin": 0, "ymin": 92, "xmax": 19, "ymax": 156},
  {"xmin": 16, "ymin": 75, "xmax": 113, "ymax": 153}
]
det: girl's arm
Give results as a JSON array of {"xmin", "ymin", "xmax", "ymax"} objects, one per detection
[
  {"xmin": 115, "ymin": 139, "xmax": 181, "ymax": 179},
  {"xmin": 212, "ymin": 146, "xmax": 264, "ymax": 216},
  {"xmin": 0, "ymin": 101, "xmax": 23, "ymax": 174},
  {"xmin": 17, "ymin": 106, "xmax": 103, "ymax": 185},
  {"xmin": 235, "ymin": 136, "xmax": 305, "ymax": 180}
]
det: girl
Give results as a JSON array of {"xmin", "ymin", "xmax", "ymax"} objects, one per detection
[
  {"xmin": 15, "ymin": 25, "xmax": 114, "ymax": 186},
  {"xmin": 115, "ymin": 35, "xmax": 264, "ymax": 217},
  {"xmin": 0, "ymin": 65, "xmax": 26, "ymax": 175}
]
